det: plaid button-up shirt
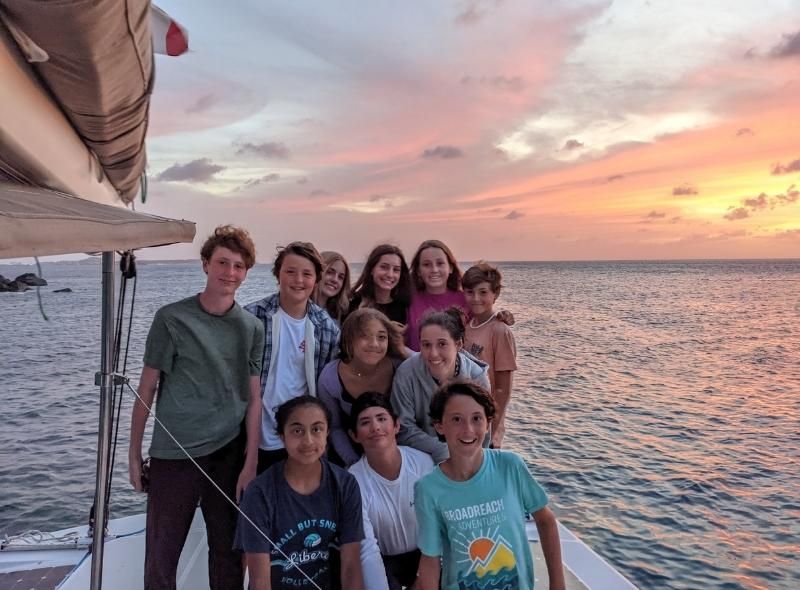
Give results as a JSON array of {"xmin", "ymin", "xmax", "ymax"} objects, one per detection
[{"xmin": 244, "ymin": 293, "xmax": 340, "ymax": 389}]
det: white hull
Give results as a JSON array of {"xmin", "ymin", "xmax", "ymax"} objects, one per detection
[{"xmin": 1, "ymin": 511, "xmax": 636, "ymax": 590}]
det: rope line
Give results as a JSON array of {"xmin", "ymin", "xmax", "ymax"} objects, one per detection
[{"xmin": 124, "ymin": 382, "xmax": 322, "ymax": 590}]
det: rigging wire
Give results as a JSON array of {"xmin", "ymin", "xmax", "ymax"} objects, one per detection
[
  {"xmin": 33, "ymin": 256, "xmax": 50, "ymax": 321},
  {"xmin": 124, "ymin": 381, "xmax": 323, "ymax": 590},
  {"xmin": 89, "ymin": 251, "xmax": 137, "ymax": 534}
]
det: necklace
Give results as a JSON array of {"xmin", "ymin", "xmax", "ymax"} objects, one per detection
[
  {"xmin": 348, "ymin": 360, "xmax": 379, "ymax": 378},
  {"xmin": 469, "ymin": 315, "xmax": 494, "ymax": 329}
]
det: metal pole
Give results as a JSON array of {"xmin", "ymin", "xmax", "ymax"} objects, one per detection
[{"xmin": 90, "ymin": 251, "xmax": 115, "ymax": 590}]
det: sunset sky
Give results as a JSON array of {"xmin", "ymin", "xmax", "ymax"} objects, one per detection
[{"xmin": 138, "ymin": 0, "xmax": 800, "ymax": 262}]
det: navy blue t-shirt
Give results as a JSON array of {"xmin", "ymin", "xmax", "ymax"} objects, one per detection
[{"xmin": 234, "ymin": 459, "xmax": 364, "ymax": 589}]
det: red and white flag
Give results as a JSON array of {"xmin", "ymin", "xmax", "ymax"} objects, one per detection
[{"xmin": 151, "ymin": 5, "xmax": 189, "ymax": 56}]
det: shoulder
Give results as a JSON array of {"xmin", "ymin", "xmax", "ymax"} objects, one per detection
[
  {"xmin": 414, "ymin": 467, "xmax": 443, "ymax": 497},
  {"xmin": 397, "ymin": 353, "xmax": 422, "ymax": 373},
  {"xmin": 488, "ymin": 449, "xmax": 525, "ymax": 472},
  {"xmin": 347, "ymin": 456, "xmax": 370, "ymax": 481},
  {"xmin": 459, "ymin": 350, "xmax": 489, "ymax": 379},
  {"xmin": 244, "ymin": 464, "xmax": 282, "ymax": 503},
  {"xmin": 244, "ymin": 292, "xmax": 279, "ymax": 316},
  {"xmin": 319, "ymin": 359, "xmax": 341, "ymax": 380},
  {"xmin": 394, "ymin": 354, "xmax": 422, "ymax": 383},
  {"xmin": 327, "ymin": 460, "xmax": 359, "ymax": 485},
  {"xmin": 229, "ymin": 303, "xmax": 264, "ymax": 329},
  {"xmin": 156, "ymin": 295, "xmax": 195, "ymax": 316},
  {"xmin": 401, "ymin": 446, "xmax": 435, "ymax": 473},
  {"xmin": 490, "ymin": 317, "xmax": 514, "ymax": 336},
  {"xmin": 309, "ymin": 301, "xmax": 339, "ymax": 330}
]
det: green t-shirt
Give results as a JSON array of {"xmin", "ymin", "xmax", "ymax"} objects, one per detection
[{"xmin": 144, "ymin": 295, "xmax": 265, "ymax": 459}]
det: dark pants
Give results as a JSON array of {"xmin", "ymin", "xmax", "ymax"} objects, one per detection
[
  {"xmin": 144, "ymin": 433, "xmax": 244, "ymax": 590},
  {"xmin": 256, "ymin": 447, "xmax": 288, "ymax": 475},
  {"xmin": 383, "ymin": 549, "xmax": 421, "ymax": 589}
]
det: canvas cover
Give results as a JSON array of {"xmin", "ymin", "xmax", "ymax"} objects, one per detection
[
  {"xmin": 0, "ymin": 184, "xmax": 195, "ymax": 259},
  {"xmin": 0, "ymin": 0, "xmax": 153, "ymax": 204}
]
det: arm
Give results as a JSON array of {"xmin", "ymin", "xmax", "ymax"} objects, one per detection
[
  {"xmin": 128, "ymin": 365, "xmax": 160, "ymax": 491},
  {"xmin": 236, "ymin": 375, "xmax": 262, "ymax": 501},
  {"xmin": 340, "ymin": 542, "xmax": 365, "ymax": 590},
  {"xmin": 533, "ymin": 507, "xmax": 565, "ymax": 590},
  {"xmin": 491, "ymin": 370, "xmax": 513, "ymax": 447},
  {"xmin": 391, "ymin": 376, "xmax": 448, "ymax": 462},
  {"xmin": 245, "ymin": 552, "xmax": 271, "ymax": 590},
  {"xmin": 359, "ymin": 506, "xmax": 390, "ymax": 590},
  {"xmin": 318, "ymin": 366, "xmax": 360, "ymax": 465},
  {"xmin": 416, "ymin": 554, "xmax": 441, "ymax": 590}
]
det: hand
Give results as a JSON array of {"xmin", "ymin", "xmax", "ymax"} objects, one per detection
[
  {"xmin": 495, "ymin": 309, "xmax": 515, "ymax": 326},
  {"xmin": 236, "ymin": 463, "xmax": 257, "ymax": 502},
  {"xmin": 128, "ymin": 449, "xmax": 144, "ymax": 492}
]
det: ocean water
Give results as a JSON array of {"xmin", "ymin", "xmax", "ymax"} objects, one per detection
[{"xmin": 1, "ymin": 259, "xmax": 798, "ymax": 589}]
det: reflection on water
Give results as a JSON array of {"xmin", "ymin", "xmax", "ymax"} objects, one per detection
[{"xmin": 1, "ymin": 259, "xmax": 798, "ymax": 589}]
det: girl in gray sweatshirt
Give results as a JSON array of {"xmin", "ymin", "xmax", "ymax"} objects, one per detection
[{"xmin": 391, "ymin": 308, "xmax": 490, "ymax": 463}]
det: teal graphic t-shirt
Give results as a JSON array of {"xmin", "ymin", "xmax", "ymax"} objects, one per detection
[{"xmin": 414, "ymin": 449, "xmax": 548, "ymax": 590}]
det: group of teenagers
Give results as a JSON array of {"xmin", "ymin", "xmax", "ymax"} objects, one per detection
[{"xmin": 128, "ymin": 225, "xmax": 565, "ymax": 590}]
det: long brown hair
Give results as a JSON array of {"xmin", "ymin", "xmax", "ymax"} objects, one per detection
[
  {"xmin": 351, "ymin": 244, "xmax": 412, "ymax": 307},
  {"xmin": 314, "ymin": 251, "xmax": 351, "ymax": 322},
  {"xmin": 410, "ymin": 239, "xmax": 463, "ymax": 292}
]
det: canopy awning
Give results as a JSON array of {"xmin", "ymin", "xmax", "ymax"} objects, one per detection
[{"xmin": 0, "ymin": 184, "xmax": 195, "ymax": 259}]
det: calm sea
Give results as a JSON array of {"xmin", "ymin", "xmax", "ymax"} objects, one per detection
[{"xmin": 1, "ymin": 259, "xmax": 798, "ymax": 589}]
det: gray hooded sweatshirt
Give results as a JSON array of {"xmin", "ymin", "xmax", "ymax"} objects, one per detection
[{"xmin": 391, "ymin": 351, "xmax": 490, "ymax": 463}]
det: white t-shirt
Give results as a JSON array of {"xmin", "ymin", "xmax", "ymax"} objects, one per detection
[
  {"xmin": 260, "ymin": 309, "xmax": 309, "ymax": 450},
  {"xmin": 349, "ymin": 446, "xmax": 435, "ymax": 556}
]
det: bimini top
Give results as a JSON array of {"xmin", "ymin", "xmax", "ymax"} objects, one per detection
[{"xmin": 0, "ymin": 184, "xmax": 195, "ymax": 259}]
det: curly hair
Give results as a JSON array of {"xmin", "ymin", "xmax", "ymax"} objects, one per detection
[
  {"xmin": 339, "ymin": 307, "xmax": 407, "ymax": 363},
  {"xmin": 199, "ymin": 225, "xmax": 256, "ymax": 269},
  {"xmin": 410, "ymin": 239, "xmax": 462, "ymax": 292}
]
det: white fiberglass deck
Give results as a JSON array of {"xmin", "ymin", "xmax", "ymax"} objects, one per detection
[{"xmin": 0, "ymin": 513, "xmax": 636, "ymax": 589}]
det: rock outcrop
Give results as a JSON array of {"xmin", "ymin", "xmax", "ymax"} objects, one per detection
[{"xmin": 14, "ymin": 273, "xmax": 48, "ymax": 286}]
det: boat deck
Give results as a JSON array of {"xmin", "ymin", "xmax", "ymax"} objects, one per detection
[
  {"xmin": 531, "ymin": 539, "xmax": 589, "ymax": 589},
  {"xmin": 0, "ymin": 565, "xmax": 74, "ymax": 590}
]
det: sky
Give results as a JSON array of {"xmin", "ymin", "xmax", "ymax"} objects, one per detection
[{"xmin": 135, "ymin": 0, "xmax": 800, "ymax": 262}]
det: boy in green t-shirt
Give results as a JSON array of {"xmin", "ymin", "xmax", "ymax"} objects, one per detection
[
  {"xmin": 414, "ymin": 381, "xmax": 565, "ymax": 590},
  {"xmin": 128, "ymin": 225, "xmax": 265, "ymax": 590}
]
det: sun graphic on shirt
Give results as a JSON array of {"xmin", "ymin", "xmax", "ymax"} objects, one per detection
[
  {"xmin": 468, "ymin": 537, "xmax": 494, "ymax": 562},
  {"xmin": 454, "ymin": 529, "xmax": 517, "ymax": 578}
]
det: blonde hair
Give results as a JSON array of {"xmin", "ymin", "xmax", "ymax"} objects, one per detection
[{"xmin": 314, "ymin": 251, "xmax": 351, "ymax": 322}]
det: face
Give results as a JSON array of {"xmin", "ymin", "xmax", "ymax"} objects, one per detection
[
  {"xmin": 420, "ymin": 324, "xmax": 460, "ymax": 382},
  {"xmin": 464, "ymin": 281, "xmax": 497, "ymax": 318},
  {"xmin": 202, "ymin": 246, "xmax": 248, "ymax": 296},
  {"xmin": 418, "ymin": 247, "xmax": 451, "ymax": 294},
  {"xmin": 352, "ymin": 319, "xmax": 389, "ymax": 366},
  {"xmin": 320, "ymin": 259, "xmax": 347, "ymax": 298},
  {"xmin": 371, "ymin": 254, "xmax": 402, "ymax": 293},
  {"xmin": 278, "ymin": 253, "xmax": 317, "ymax": 308},
  {"xmin": 434, "ymin": 394, "xmax": 489, "ymax": 458},
  {"xmin": 280, "ymin": 404, "xmax": 329, "ymax": 465},
  {"xmin": 350, "ymin": 406, "xmax": 399, "ymax": 452}
]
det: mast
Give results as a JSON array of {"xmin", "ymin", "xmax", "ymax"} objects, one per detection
[{"xmin": 90, "ymin": 251, "xmax": 115, "ymax": 590}]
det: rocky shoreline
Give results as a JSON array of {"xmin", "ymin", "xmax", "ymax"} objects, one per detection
[{"xmin": 0, "ymin": 273, "xmax": 48, "ymax": 292}]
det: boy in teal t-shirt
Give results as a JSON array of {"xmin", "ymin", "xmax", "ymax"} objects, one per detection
[{"xmin": 414, "ymin": 381, "xmax": 565, "ymax": 590}]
